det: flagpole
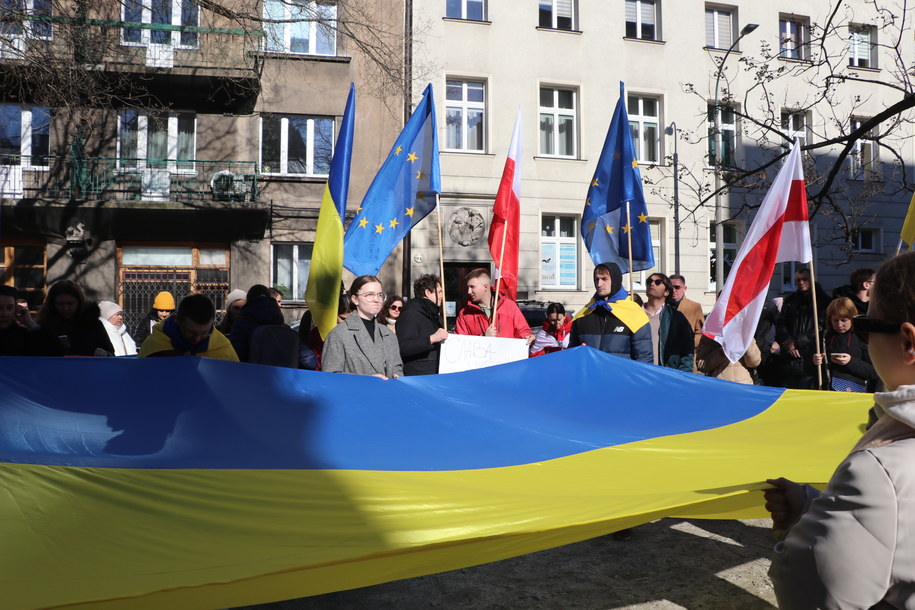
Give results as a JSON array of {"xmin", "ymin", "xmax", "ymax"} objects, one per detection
[
  {"xmin": 626, "ymin": 201, "xmax": 634, "ymax": 296},
  {"xmin": 435, "ymin": 193, "xmax": 447, "ymax": 330},
  {"xmin": 808, "ymin": 260, "xmax": 824, "ymax": 389},
  {"xmin": 492, "ymin": 219, "xmax": 508, "ymax": 331}
]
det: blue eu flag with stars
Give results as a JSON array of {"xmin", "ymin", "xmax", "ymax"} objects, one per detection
[
  {"xmin": 343, "ymin": 84, "xmax": 441, "ymax": 276},
  {"xmin": 581, "ymin": 83, "xmax": 655, "ymax": 273}
]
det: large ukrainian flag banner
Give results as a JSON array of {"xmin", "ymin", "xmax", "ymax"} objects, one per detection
[
  {"xmin": 305, "ymin": 84, "xmax": 355, "ymax": 339},
  {"xmin": 0, "ymin": 349, "xmax": 869, "ymax": 609}
]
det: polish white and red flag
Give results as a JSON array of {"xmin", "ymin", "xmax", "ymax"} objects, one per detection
[
  {"xmin": 704, "ymin": 139, "xmax": 811, "ymax": 362},
  {"xmin": 488, "ymin": 109, "xmax": 522, "ymax": 299}
]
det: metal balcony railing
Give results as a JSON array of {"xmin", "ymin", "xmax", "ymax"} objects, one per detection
[{"xmin": 0, "ymin": 156, "xmax": 260, "ymax": 203}]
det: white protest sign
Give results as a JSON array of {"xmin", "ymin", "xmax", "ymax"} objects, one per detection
[{"xmin": 438, "ymin": 334, "xmax": 528, "ymax": 374}]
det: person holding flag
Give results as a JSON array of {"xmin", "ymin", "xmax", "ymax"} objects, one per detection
[
  {"xmin": 581, "ymin": 83, "xmax": 654, "ymax": 281},
  {"xmin": 305, "ymin": 84, "xmax": 355, "ymax": 340},
  {"xmin": 343, "ymin": 84, "xmax": 441, "ymax": 277}
]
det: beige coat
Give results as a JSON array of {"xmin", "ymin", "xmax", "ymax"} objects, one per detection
[
  {"xmin": 695, "ymin": 336, "xmax": 761, "ymax": 385},
  {"xmin": 770, "ymin": 385, "xmax": 915, "ymax": 609}
]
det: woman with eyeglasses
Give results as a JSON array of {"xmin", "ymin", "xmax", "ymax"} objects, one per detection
[
  {"xmin": 321, "ymin": 275, "xmax": 403, "ymax": 379},
  {"xmin": 766, "ymin": 252, "xmax": 915, "ymax": 607},
  {"xmin": 376, "ymin": 295, "xmax": 404, "ymax": 334}
]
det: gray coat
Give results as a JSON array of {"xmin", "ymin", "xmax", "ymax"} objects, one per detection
[{"xmin": 322, "ymin": 313, "xmax": 403, "ymax": 378}]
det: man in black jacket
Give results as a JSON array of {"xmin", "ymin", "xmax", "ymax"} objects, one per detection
[{"xmin": 397, "ymin": 274, "xmax": 448, "ymax": 376}]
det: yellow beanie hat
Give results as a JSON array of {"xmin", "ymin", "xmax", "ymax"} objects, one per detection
[{"xmin": 153, "ymin": 291, "xmax": 176, "ymax": 310}]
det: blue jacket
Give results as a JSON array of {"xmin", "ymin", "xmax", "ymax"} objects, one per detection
[{"xmin": 569, "ymin": 305, "xmax": 653, "ymax": 363}]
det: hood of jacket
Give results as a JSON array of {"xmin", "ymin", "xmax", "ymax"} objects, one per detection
[{"xmin": 241, "ymin": 297, "xmax": 284, "ymax": 326}]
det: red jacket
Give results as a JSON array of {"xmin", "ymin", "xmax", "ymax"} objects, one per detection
[{"xmin": 455, "ymin": 296, "xmax": 531, "ymax": 339}]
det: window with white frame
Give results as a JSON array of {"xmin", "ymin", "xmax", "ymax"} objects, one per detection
[
  {"xmin": 539, "ymin": 87, "xmax": 577, "ymax": 157},
  {"xmin": 625, "ymin": 0, "xmax": 657, "ymax": 40},
  {"xmin": 445, "ymin": 79, "xmax": 485, "ymax": 152},
  {"xmin": 705, "ymin": 5, "xmax": 734, "ymax": 49},
  {"xmin": 781, "ymin": 110, "xmax": 808, "ymax": 148},
  {"xmin": 709, "ymin": 222, "xmax": 738, "ymax": 291},
  {"xmin": 540, "ymin": 215, "xmax": 578, "ymax": 289},
  {"xmin": 538, "ymin": 0, "xmax": 574, "ymax": 30},
  {"xmin": 852, "ymin": 228, "xmax": 879, "ymax": 253},
  {"xmin": 631, "ymin": 219, "xmax": 663, "ymax": 289},
  {"xmin": 628, "ymin": 95, "xmax": 660, "ymax": 164},
  {"xmin": 122, "ymin": 0, "xmax": 199, "ymax": 47},
  {"xmin": 779, "ymin": 15, "xmax": 809, "ymax": 60},
  {"xmin": 849, "ymin": 118, "xmax": 878, "ymax": 180},
  {"xmin": 0, "ymin": 104, "xmax": 49, "ymax": 166},
  {"xmin": 0, "ymin": 0, "xmax": 52, "ymax": 41},
  {"xmin": 779, "ymin": 261, "xmax": 801, "ymax": 293},
  {"xmin": 273, "ymin": 243, "xmax": 312, "ymax": 301},
  {"xmin": 261, "ymin": 114, "xmax": 334, "ymax": 176},
  {"xmin": 118, "ymin": 110, "xmax": 196, "ymax": 170},
  {"xmin": 848, "ymin": 24, "xmax": 875, "ymax": 68},
  {"xmin": 707, "ymin": 103, "xmax": 738, "ymax": 167},
  {"xmin": 446, "ymin": 0, "xmax": 485, "ymax": 21},
  {"xmin": 264, "ymin": 0, "xmax": 336, "ymax": 55}
]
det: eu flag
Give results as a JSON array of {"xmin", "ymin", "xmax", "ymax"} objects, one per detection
[
  {"xmin": 343, "ymin": 84, "xmax": 441, "ymax": 276},
  {"xmin": 581, "ymin": 83, "xmax": 655, "ymax": 273}
]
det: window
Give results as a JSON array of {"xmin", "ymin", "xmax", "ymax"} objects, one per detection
[
  {"xmin": 625, "ymin": 0, "xmax": 657, "ymax": 40},
  {"xmin": 539, "ymin": 87, "xmax": 577, "ymax": 157},
  {"xmin": 0, "ymin": 104, "xmax": 49, "ymax": 167},
  {"xmin": 445, "ymin": 80, "xmax": 485, "ymax": 152},
  {"xmin": 849, "ymin": 118, "xmax": 878, "ymax": 180},
  {"xmin": 118, "ymin": 110, "xmax": 196, "ymax": 170},
  {"xmin": 446, "ymin": 0, "xmax": 485, "ymax": 21},
  {"xmin": 539, "ymin": 0, "xmax": 574, "ymax": 30},
  {"xmin": 781, "ymin": 110, "xmax": 808, "ymax": 148},
  {"xmin": 779, "ymin": 261, "xmax": 801, "ymax": 293},
  {"xmin": 779, "ymin": 15, "xmax": 809, "ymax": 60},
  {"xmin": 709, "ymin": 222, "xmax": 738, "ymax": 291},
  {"xmin": 273, "ymin": 243, "xmax": 312, "ymax": 301},
  {"xmin": 705, "ymin": 5, "xmax": 734, "ymax": 49},
  {"xmin": 0, "ymin": 0, "xmax": 52, "ymax": 41},
  {"xmin": 540, "ymin": 215, "xmax": 578, "ymax": 289},
  {"xmin": 632, "ymin": 219, "xmax": 663, "ymax": 289},
  {"xmin": 628, "ymin": 95, "xmax": 660, "ymax": 164},
  {"xmin": 122, "ymin": 0, "xmax": 199, "ymax": 47},
  {"xmin": 852, "ymin": 228, "xmax": 879, "ymax": 253},
  {"xmin": 264, "ymin": 0, "xmax": 336, "ymax": 55},
  {"xmin": 261, "ymin": 114, "xmax": 333, "ymax": 176},
  {"xmin": 707, "ymin": 103, "xmax": 737, "ymax": 167},
  {"xmin": 848, "ymin": 24, "xmax": 875, "ymax": 68},
  {"xmin": 0, "ymin": 240, "xmax": 46, "ymax": 309}
]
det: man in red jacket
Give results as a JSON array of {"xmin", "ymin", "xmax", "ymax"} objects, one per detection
[{"xmin": 455, "ymin": 269, "xmax": 533, "ymax": 344}]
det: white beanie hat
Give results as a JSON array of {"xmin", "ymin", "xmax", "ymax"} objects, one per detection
[
  {"xmin": 99, "ymin": 300, "xmax": 122, "ymax": 320},
  {"xmin": 226, "ymin": 289, "xmax": 247, "ymax": 308}
]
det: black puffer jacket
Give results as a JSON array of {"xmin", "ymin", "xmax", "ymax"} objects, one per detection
[
  {"xmin": 397, "ymin": 297, "xmax": 444, "ymax": 376},
  {"xmin": 824, "ymin": 330, "xmax": 875, "ymax": 388}
]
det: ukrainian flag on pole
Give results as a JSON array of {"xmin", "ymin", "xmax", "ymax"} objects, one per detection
[
  {"xmin": 305, "ymin": 84, "xmax": 355, "ymax": 340},
  {"xmin": 343, "ymin": 84, "xmax": 441, "ymax": 276}
]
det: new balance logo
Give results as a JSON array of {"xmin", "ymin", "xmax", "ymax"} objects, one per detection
[{"xmin": 613, "ymin": 326, "xmax": 626, "ymax": 333}]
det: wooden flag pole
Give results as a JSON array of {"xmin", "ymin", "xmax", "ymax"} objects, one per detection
[
  {"xmin": 435, "ymin": 193, "xmax": 447, "ymax": 330},
  {"xmin": 626, "ymin": 201, "xmax": 634, "ymax": 296},
  {"xmin": 491, "ymin": 218, "xmax": 508, "ymax": 333},
  {"xmin": 808, "ymin": 261, "xmax": 824, "ymax": 389}
]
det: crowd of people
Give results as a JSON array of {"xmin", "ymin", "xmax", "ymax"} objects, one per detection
[{"xmin": 0, "ymin": 262, "xmax": 881, "ymax": 394}]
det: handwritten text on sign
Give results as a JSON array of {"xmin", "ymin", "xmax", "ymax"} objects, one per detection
[{"xmin": 438, "ymin": 334, "xmax": 528, "ymax": 374}]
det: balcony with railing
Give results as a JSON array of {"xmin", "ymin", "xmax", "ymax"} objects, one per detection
[{"xmin": 0, "ymin": 156, "xmax": 260, "ymax": 204}]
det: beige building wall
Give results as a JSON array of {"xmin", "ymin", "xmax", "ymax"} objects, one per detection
[{"xmin": 412, "ymin": 0, "xmax": 915, "ymax": 314}]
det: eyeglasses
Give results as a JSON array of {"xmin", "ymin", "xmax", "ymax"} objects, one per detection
[
  {"xmin": 357, "ymin": 292, "xmax": 386, "ymax": 301},
  {"xmin": 647, "ymin": 279, "xmax": 665, "ymax": 286},
  {"xmin": 670, "ymin": 285, "xmax": 685, "ymax": 290},
  {"xmin": 852, "ymin": 315, "xmax": 901, "ymax": 344},
  {"xmin": 390, "ymin": 304, "xmax": 402, "ymax": 311}
]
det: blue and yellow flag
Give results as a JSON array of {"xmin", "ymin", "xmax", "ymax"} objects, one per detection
[
  {"xmin": 582, "ymin": 82, "xmax": 655, "ymax": 272},
  {"xmin": 305, "ymin": 84, "xmax": 355, "ymax": 339},
  {"xmin": 343, "ymin": 84, "xmax": 441, "ymax": 276},
  {"xmin": 0, "ymin": 351, "xmax": 870, "ymax": 608}
]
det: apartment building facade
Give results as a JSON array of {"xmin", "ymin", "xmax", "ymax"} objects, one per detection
[
  {"xmin": 411, "ymin": 0, "xmax": 914, "ymax": 314},
  {"xmin": 0, "ymin": 0, "xmax": 403, "ymax": 327}
]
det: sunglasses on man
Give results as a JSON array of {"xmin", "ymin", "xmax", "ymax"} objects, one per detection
[{"xmin": 852, "ymin": 315, "xmax": 901, "ymax": 344}]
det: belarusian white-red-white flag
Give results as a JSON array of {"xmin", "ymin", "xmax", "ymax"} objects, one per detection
[
  {"xmin": 704, "ymin": 139, "xmax": 811, "ymax": 362},
  {"xmin": 488, "ymin": 109, "xmax": 522, "ymax": 299}
]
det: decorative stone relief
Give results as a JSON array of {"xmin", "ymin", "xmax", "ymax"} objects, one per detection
[{"xmin": 448, "ymin": 207, "xmax": 485, "ymax": 247}]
